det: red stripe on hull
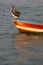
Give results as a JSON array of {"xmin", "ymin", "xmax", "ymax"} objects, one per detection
[{"xmin": 13, "ymin": 20, "xmax": 43, "ymax": 29}]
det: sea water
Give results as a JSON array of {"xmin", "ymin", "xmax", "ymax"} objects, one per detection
[{"xmin": 0, "ymin": 0, "xmax": 43, "ymax": 65}]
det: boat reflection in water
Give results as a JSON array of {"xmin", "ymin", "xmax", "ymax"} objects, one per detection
[
  {"xmin": 11, "ymin": 33, "xmax": 43, "ymax": 47},
  {"xmin": 11, "ymin": 33, "xmax": 43, "ymax": 64}
]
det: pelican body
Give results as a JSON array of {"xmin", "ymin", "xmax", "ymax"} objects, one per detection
[{"xmin": 10, "ymin": 6, "xmax": 21, "ymax": 19}]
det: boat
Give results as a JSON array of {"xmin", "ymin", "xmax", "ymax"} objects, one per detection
[{"xmin": 13, "ymin": 19, "xmax": 43, "ymax": 33}]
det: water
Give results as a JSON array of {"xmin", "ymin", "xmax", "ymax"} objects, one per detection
[{"xmin": 0, "ymin": 0, "xmax": 43, "ymax": 65}]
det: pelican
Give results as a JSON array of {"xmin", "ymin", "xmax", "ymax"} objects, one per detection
[{"xmin": 10, "ymin": 6, "xmax": 21, "ymax": 19}]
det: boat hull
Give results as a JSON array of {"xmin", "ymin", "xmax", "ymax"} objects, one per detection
[{"xmin": 13, "ymin": 19, "xmax": 43, "ymax": 33}]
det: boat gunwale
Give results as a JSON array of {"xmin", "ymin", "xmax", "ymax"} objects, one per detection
[{"xmin": 13, "ymin": 19, "xmax": 43, "ymax": 26}]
